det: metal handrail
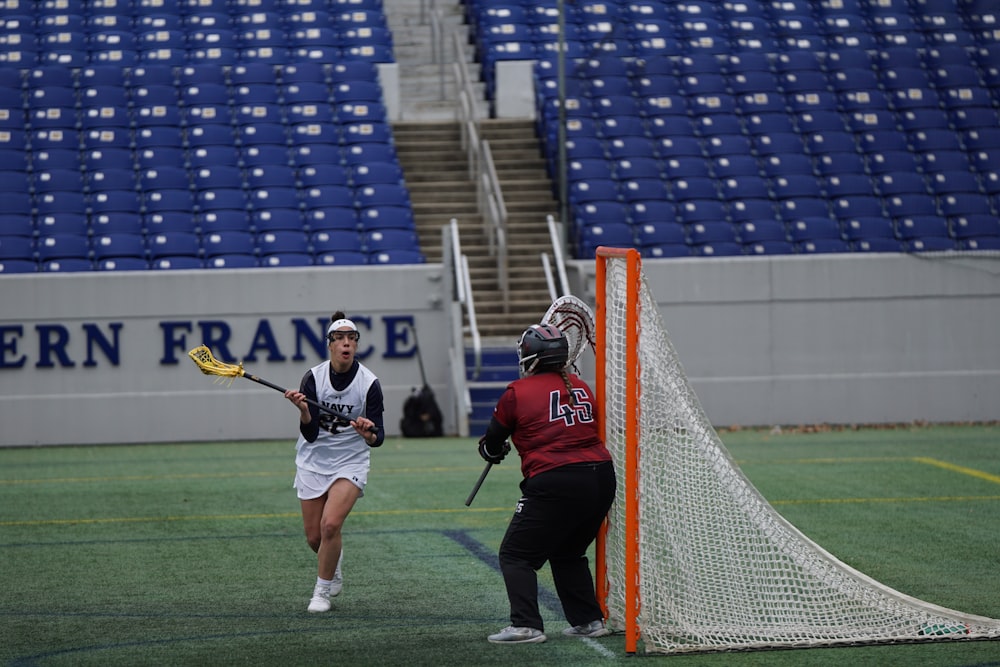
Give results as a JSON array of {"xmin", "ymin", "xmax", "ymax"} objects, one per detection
[
  {"xmin": 541, "ymin": 252, "xmax": 558, "ymax": 301},
  {"xmin": 479, "ymin": 140, "xmax": 510, "ymax": 309},
  {"xmin": 449, "ymin": 218, "xmax": 482, "ymax": 379},
  {"xmin": 546, "ymin": 214, "xmax": 571, "ymax": 296}
]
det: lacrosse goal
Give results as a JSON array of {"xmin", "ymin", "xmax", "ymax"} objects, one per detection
[{"xmin": 593, "ymin": 247, "xmax": 1000, "ymax": 654}]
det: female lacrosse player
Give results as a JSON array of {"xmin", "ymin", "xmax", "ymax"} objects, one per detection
[
  {"xmin": 477, "ymin": 323, "xmax": 616, "ymax": 643},
  {"xmin": 284, "ymin": 311, "xmax": 385, "ymax": 613}
]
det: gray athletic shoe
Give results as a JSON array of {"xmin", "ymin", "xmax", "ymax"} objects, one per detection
[
  {"xmin": 562, "ymin": 619, "xmax": 610, "ymax": 638},
  {"xmin": 487, "ymin": 626, "xmax": 547, "ymax": 644}
]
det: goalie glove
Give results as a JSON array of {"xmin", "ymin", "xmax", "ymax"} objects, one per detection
[{"xmin": 478, "ymin": 436, "xmax": 510, "ymax": 465}]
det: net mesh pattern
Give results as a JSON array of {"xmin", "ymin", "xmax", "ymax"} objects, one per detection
[{"xmin": 599, "ymin": 254, "xmax": 1000, "ymax": 653}]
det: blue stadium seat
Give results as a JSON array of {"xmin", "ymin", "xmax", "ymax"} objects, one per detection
[
  {"xmin": 787, "ymin": 217, "xmax": 843, "ymax": 243},
  {"xmin": 92, "ymin": 233, "xmax": 147, "ymax": 261},
  {"xmin": 41, "ymin": 257, "xmax": 95, "ymax": 272},
  {"xmin": 628, "ymin": 200, "xmax": 677, "ymax": 226},
  {"xmin": 250, "ymin": 186, "xmax": 300, "ymax": 211},
  {"xmin": 367, "ymin": 249, "xmax": 425, "ymax": 264},
  {"xmin": 677, "ymin": 198, "xmax": 728, "ymax": 225},
  {"xmin": 738, "ymin": 219, "xmax": 788, "ymax": 243},
  {"xmin": 302, "ymin": 185, "xmax": 355, "ymax": 210},
  {"xmin": 311, "ymin": 230, "xmax": 364, "ymax": 255},
  {"xmin": 246, "ymin": 164, "xmax": 297, "ymax": 189},
  {"xmin": 148, "ymin": 232, "xmax": 201, "ymax": 260},
  {"xmin": 797, "ymin": 238, "xmax": 852, "ymax": 254},
  {"xmin": 350, "ymin": 161, "xmax": 404, "ymax": 186},
  {"xmin": 36, "ymin": 233, "xmax": 91, "ymax": 262},
  {"xmin": 36, "ymin": 212, "xmax": 88, "ymax": 237},
  {"xmin": 206, "ymin": 254, "xmax": 260, "ymax": 269},
  {"xmin": 253, "ymin": 208, "xmax": 306, "ymax": 233},
  {"xmin": 620, "ymin": 178, "xmax": 669, "ymax": 203},
  {"xmin": 260, "ymin": 252, "xmax": 314, "ymax": 267},
  {"xmin": 199, "ymin": 210, "xmax": 253, "ymax": 234},
  {"xmin": 824, "ymin": 174, "xmax": 877, "ymax": 198},
  {"xmin": 36, "ymin": 191, "xmax": 87, "ymax": 216},
  {"xmin": 842, "ymin": 217, "xmax": 896, "ymax": 242},
  {"xmin": 635, "ymin": 222, "xmax": 686, "ymax": 247},
  {"xmin": 299, "ymin": 164, "xmax": 351, "ymax": 189},
  {"xmin": 0, "ymin": 235, "xmax": 34, "ymax": 262},
  {"xmin": 196, "ymin": 190, "xmax": 250, "ymax": 215},
  {"xmin": 238, "ymin": 145, "xmax": 289, "ymax": 170},
  {"xmin": 884, "ymin": 193, "xmax": 940, "ymax": 220},
  {"xmin": 906, "ymin": 236, "xmax": 957, "ymax": 252},
  {"xmin": 257, "ymin": 230, "xmax": 310, "ymax": 256},
  {"xmin": 358, "ymin": 206, "xmax": 415, "ymax": 231},
  {"xmin": 307, "ymin": 207, "xmax": 359, "ymax": 232},
  {"xmin": 90, "ymin": 189, "xmax": 143, "ymax": 216},
  {"xmin": 152, "ymin": 256, "xmax": 205, "ymax": 269},
  {"xmin": 363, "ymin": 228, "xmax": 419, "ymax": 252},
  {"xmin": 779, "ymin": 197, "xmax": 832, "ymax": 221},
  {"xmin": 577, "ymin": 222, "xmax": 635, "ymax": 257},
  {"xmin": 315, "ymin": 250, "xmax": 367, "ymax": 266},
  {"xmin": 959, "ymin": 237, "xmax": 1000, "ymax": 251},
  {"xmin": 143, "ymin": 211, "xmax": 197, "ymax": 236},
  {"xmin": 729, "ymin": 198, "xmax": 779, "ymax": 224},
  {"xmin": 875, "ymin": 172, "xmax": 929, "ymax": 197},
  {"xmin": 202, "ymin": 230, "xmax": 256, "ymax": 258},
  {"xmin": 135, "ymin": 146, "xmax": 184, "ymax": 173},
  {"xmin": 951, "ymin": 214, "xmax": 1000, "ymax": 240},
  {"xmin": 95, "ymin": 256, "xmax": 149, "ymax": 271}
]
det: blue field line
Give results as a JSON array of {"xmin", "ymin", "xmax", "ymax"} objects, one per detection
[{"xmin": 442, "ymin": 528, "xmax": 564, "ymax": 616}]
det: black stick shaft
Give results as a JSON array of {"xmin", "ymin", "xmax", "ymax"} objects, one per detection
[
  {"xmin": 242, "ymin": 373, "xmax": 378, "ymax": 435},
  {"xmin": 465, "ymin": 462, "xmax": 492, "ymax": 506}
]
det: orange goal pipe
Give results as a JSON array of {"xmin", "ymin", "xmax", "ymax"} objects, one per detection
[
  {"xmin": 595, "ymin": 249, "xmax": 609, "ymax": 620},
  {"xmin": 595, "ymin": 247, "xmax": 642, "ymax": 655}
]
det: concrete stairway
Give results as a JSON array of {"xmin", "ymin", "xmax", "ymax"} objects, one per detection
[
  {"xmin": 394, "ymin": 119, "xmax": 561, "ymax": 341},
  {"xmin": 383, "ymin": 0, "xmax": 562, "ymax": 341},
  {"xmin": 382, "ymin": 0, "xmax": 488, "ymax": 121}
]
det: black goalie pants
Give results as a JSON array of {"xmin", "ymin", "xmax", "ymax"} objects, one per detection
[{"xmin": 498, "ymin": 460, "xmax": 617, "ymax": 631}]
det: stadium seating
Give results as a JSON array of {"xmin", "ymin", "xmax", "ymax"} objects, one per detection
[
  {"xmin": 0, "ymin": 0, "xmax": 420, "ymax": 273},
  {"xmin": 505, "ymin": 0, "xmax": 1000, "ymax": 258}
]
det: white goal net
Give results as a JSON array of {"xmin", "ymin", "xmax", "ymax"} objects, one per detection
[{"xmin": 596, "ymin": 248, "xmax": 1000, "ymax": 654}]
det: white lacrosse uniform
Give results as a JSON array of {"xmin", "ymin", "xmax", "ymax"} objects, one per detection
[{"xmin": 294, "ymin": 360, "xmax": 378, "ymax": 498}]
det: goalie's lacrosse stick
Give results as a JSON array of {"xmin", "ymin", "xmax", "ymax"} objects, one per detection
[
  {"xmin": 465, "ymin": 296, "xmax": 596, "ymax": 506},
  {"xmin": 187, "ymin": 345, "xmax": 377, "ymax": 435},
  {"xmin": 543, "ymin": 294, "xmax": 597, "ymax": 368},
  {"xmin": 464, "ymin": 462, "xmax": 491, "ymax": 507}
]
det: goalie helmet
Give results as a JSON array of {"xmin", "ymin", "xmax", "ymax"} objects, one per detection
[{"xmin": 517, "ymin": 323, "xmax": 569, "ymax": 377}]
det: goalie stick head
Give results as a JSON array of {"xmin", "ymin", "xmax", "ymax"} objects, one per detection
[
  {"xmin": 542, "ymin": 295, "xmax": 596, "ymax": 371},
  {"xmin": 517, "ymin": 323, "xmax": 569, "ymax": 377}
]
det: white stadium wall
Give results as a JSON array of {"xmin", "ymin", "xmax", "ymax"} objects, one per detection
[
  {"xmin": 0, "ymin": 265, "xmax": 450, "ymax": 447},
  {"xmin": 571, "ymin": 253, "xmax": 1000, "ymax": 427},
  {"xmin": 2, "ymin": 254, "xmax": 998, "ymax": 447}
]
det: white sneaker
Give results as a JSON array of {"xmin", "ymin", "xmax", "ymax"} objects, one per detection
[
  {"xmin": 563, "ymin": 619, "xmax": 610, "ymax": 638},
  {"xmin": 307, "ymin": 585, "xmax": 331, "ymax": 613},
  {"xmin": 487, "ymin": 626, "xmax": 547, "ymax": 644},
  {"xmin": 330, "ymin": 551, "xmax": 343, "ymax": 597}
]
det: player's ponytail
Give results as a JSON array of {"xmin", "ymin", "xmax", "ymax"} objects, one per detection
[{"xmin": 560, "ymin": 370, "xmax": 577, "ymax": 407}]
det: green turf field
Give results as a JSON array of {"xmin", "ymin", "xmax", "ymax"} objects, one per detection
[{"xmin": 2, "ymin": 425, "xmax": 999, "ymax": 666}]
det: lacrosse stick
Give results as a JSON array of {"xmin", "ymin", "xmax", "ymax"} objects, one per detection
[
  {"xmin": 464, "ymin": 462, "xmax": 492, "ymax": 506},
  {"xmin": 543, "ymin": 294, "xmax": 597, "ymax": 369},
  {"xmin": 465, "ymin": 296, "xmax": 596, "ymax": 506},
  {"xmin": 187, "ymin": 345, "xmax": 377, "ymax": 435}
]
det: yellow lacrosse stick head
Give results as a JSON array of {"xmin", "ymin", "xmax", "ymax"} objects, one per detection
[{"xmin": 187, "ymin": 345, "xmax": 245, "ymax": 387}]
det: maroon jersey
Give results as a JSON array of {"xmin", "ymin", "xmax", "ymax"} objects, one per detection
[{"xmin": 492, "ymin": 371, "xmax": 611, "ymax": 478}]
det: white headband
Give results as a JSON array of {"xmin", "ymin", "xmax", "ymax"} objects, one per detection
[{"xmin": 327, "ymin": 318, "xmax": 358, "ymax": 335}]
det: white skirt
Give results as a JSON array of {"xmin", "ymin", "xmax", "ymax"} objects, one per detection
[{"xmin": 294, "ymin": 465, "xmax": 368, "ymax": 500}]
